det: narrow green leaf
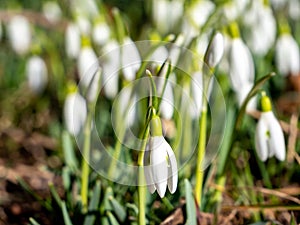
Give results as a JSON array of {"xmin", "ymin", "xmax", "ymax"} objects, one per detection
[
  {"xmin": 184, "ymin": 179, "xmax": 196, "ymax": 225},
  {"xmin": 290, "ymin": 212, "xmax": 297, "ymax": 225},
  {"xmin": 83, "ymin": 180, "xmax": 101, "ymax": 225},
  {"xmin": 29, "ymin": 217, "xmax": 41, "ymax": 225},
  {"xmin": 61, "ymin": 201, "xmax": 73, "ymax": 225},
  {"xmin": 62, "ymin": 131, "xmax": 78, "ymax": 171},
  {"xmin": 126, "ymin": 203, "xmax": 138, "ymax": 216},
  {"xmin": 101, "ymin": 187, "xmax": 114, "ymax": 213},
  {"xmin": 107, "ymin": 211, "xmax": 120, "ymax": 225},
  {"xmin": 49, "ymin": 183, "xmax": 62, "ymax": 207},
  {"xmin": 109, "ymin": 197, "xmax": 126, "ymax": 222},
  {"xmin": 62, "ymin": 166, "xmax": 71, "ymax": 190}
]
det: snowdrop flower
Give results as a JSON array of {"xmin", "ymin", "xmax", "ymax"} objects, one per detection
[
  {"xmin": 204, "ymin": 32, "xmax": 224, "ymax": 68},
  {"xmin": 76, "ymin": 16, "xmax": 91, "ymax": 36},
  {"xmin": 118, "ymin": 86, "xmax": 137, "ymax": 127},
  {"xmin": 86, "ymin": 68, "xmax": 101, "ymax": 103},
  {"xmin": 288, "ymin": 0, "xmax": 300, "ymax": 20},
  {"xmin": 243, "ymin": 1, "xmax": 276, "ymax": 55},
  {"xmin": 65, "ymin": 23, "xmax": 81, "ymax": 59},
  {"xmin": 121, "ymin": 37, "xmax": 141, "ymax": 81},
  {"xmin": 43, "ymin": 1, "xmax": 62, "ymax": 23},
  {"xmin": 187, "ymin": 0, "xmax": 215, "ymax": 28},
  {"xmin": 78, "ymin": 38, "xmax": 99, "ymax": 88},
  {"xmin": 102, "ymin": 40, "xmax": 120, "ymax": 99},
  {"xmin": 144, "ymin": 115, "xmax": 178, "ymax": 198},
  {"xmin": 92, "ymin": 21, "xmax": 110, "ymax": 46},
  {"xmin": 255, "ymin": 92, "xmax": 286, "ymax": 161},
  {"xmin": 229, "ymin": 37, "xmax": 256, "ymax": 110},
  {"xmin": 152, "ymin": 0, "xmax": 184, "ymax": 34},
  {"xmin": 64, "ymin": 90, "xmax": 87, "ymax": 136},
  {"xmin": 26, "ymin": 56, "xmax": 48, "ymax": 94},
  {"xmin": 275, "ymin": 33, "xmax": 300, "ymax": 76},
  {"xmin": 8, "ymin": 15, "xmax": 31, "ymax": 55},
  {"xmin": 190, "ymin": 71, "xmax": 203, "ymax": 119},
  {"xmin": 223, "ymin": 0, "xmax": 248, "ymax": 21}
]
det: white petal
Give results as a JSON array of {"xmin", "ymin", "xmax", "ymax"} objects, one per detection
[
  {"xmin": 150, "ymin": 137, "xmax": 168, "ymax": 198},
  {"xmin": 92, "ymin": 23, "xmax": 110, "ymax": 46},
  {"xmin": 65, "ymin": 23, "xmax": 80, "ymax": 59},
  {"xmin": 159, "ymin": 82, "xmax": 174, "ymax": 120},
  {"xmin": 165, "ymin": 145, "xmax": 178, "ymax": 194},
  {"xmin": 267, "ymin": 112, "xmax": 286, "ymax": 161},
  {"xmin": 255, "ymin": 115, "xmax": 269, "ymax": 162},
  {"xmin": 143, "ymin": 146, "xmax": 156, "ymax": 193},
  {"xmin": 121, "ymin": 38, "xmax": 141, "ymax": 81},
  {"xmin": 205, "ymin": 32, "xmax": 224, "ymax": 68}
]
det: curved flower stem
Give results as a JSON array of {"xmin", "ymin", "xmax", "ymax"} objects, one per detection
[{"xmin": 81, "ymin": 103, "xmax": 93, "ymax": 212}]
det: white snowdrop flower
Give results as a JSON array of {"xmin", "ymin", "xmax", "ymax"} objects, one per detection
[
  {"xmin": 289, "ymin": 0, "xmax": 300, "ymax": 20},
  {"xmin": 229, "ymin": 37, "xmax": 255, "ymax": 109},
  {"xmin": 195, "ymin": 34, "xmax": 209, "ymax": 58},
  {"xmin": 26, "ymin": 56, "xmax": 48, "ymax": 94},
  {"xmin": 118, "ymin": 86, "xmax": 137, "ymax": 127},
  {"xmin": 43, "ymin": 1, "xmax": 62, "ymax": 23},
  {"xmin": 76, "ymin": 16, "xmax": 91, "ymax": 36},
  {"xmin": 156, "ymin": 75, "xmax": 174, "ymax": 120},
  {"xmin": 121, "ymin": 37, "xmax": 141, "ymax": 81},
  {"xmin": 152, "ymin": 0, "xmax": 184, "ymax": 34},
  {"xmin": 102, "ymin": 40, "xmax": 120, "ymax": 99},
  {"xmin": 190, "ymin": 71, "xmax": 203, "ymax": 119},
  {"xmin": 236, "ymin": 81, "xmax": 256, "ymax": 112},
  {"xmin": 64, "ymin": 91, "xmax": 87, "ymax": 136},
  {"xmin": 243, "ymin": 2, "xmax": 276, "ymax": 55},
  {"xmin": 187, "ymin": 0, "xmax": 215, "ymax": 28},
  {"xmin": 92, "ymin": 22, "xmax": 110, "ymax": 46},
  {"xmin": 86, "ymin": 68, "xmax": 101, "ymax": 103},
  {"xmin": 65, "ymin": 23, "xmax": 81, "ymax": 59},
  {"xmin": 255, "ymin": 93, "xmax": 286, "ymax": 161},
  {"xmin": 275, "ymin": 33, "xmax": 300, "ymax": 76},
  {"xmin": 169, "ymin": 34, "xmax": 184, "ymax": 66},
  {"xmin": 78, "ymin": 43, "xmax": 99, "ymax": 88},
  {"xmin": 150, "ymin": 46, "xmax": 169, "ymax": 65},
  {"xmin": 8, "ymin": 15, "xmax": 31, "ymax": 55},
  {"xmin": 223, "ymin": 0, "xmax": 248, "ymax": 21},
  {"xmin": 144, "ymin": 115, "xmax": 178, "ymax": 198},
  {"xmin": 204, "ymin": 32, "xmax": 224, "ymax": 68}
]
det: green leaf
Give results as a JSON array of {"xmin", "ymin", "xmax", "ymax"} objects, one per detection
[
  {"xmin": 107, "ymin": 211, "xmax": 120, "ymax": 225},
  {"xmin": 83, "ymin": 180, "xmax": 101, "ymax": 225},
  {"xmin": 101, "ymin": 187, "xmax": 114, "ymax": 213},
  {"xmin": 49, "ymin": 183, "xmax": 62, "ymax": 207},
  {"xmin": 61, "ymin": 201, "xmax": 73, "ymax": 225},
  {"xmin": 184, "ymin": 179, "xmax": 197, "ymax": 225},
  {"xmin": 62, "ymin": 131, "xmax": 78, "ymax": 171},
  {"xmin": 29, "ymin": 217, "xmax": 41, "ymax": 225},
  {"xmin": 109, "ymin": 197, "xmax": 126, "ymax": 222}
]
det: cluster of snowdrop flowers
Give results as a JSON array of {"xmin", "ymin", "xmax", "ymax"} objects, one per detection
[
  {"xmin": 255, "ymin": 92, "xmax": 286, "ymax": 161},
  {"xmin": 144, "ymin": 113, "xmax": 178, "ymax": 198}
]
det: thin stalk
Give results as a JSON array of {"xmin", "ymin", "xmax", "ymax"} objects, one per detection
[{"xmin": 81, "ymin": 104, "xmax": 93, "ymax": 212}]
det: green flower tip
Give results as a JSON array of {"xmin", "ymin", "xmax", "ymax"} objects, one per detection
[
  {"xmin": 150, "ymin": 115, "xmax": 163, "ymax": 137},
  {"xmin": 261, "ymin": 91, "xmax": 272, "ymax": 112},
  {"xmin": 81, "ymin": 36, "xmax": 91, "ymax": 47},
  {"xmin": 228, "ymin": 22, "xmax": 240, "ymax": 39}
]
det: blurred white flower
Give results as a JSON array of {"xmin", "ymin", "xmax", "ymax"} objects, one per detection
[
  {"xmin": 43, "ymin": 1, "xmax": 62, "ymax": 23},
  {"xmin": 190, "ymin": 71, "xmax": 203, "ymax": 119},
  {"xmin": 64, "ymin": 92, "xmax": 87, "ymax": 136},
  {"xmin": 8, "ymin": 15, "xmax": 31, "ymax": 55},
  {"xmin": 204, "ymin": 32, "xmax": 224, "ymax": 68},
  {"xmin": 243, "ymin": 2, "xmax": 276, "ymax": 55},
  {"xmin": 223, "ymin": 0, "xmax": 248, "ymax": 21},
  {"xmin": 275, "ymin": 33, "xmax": 300, "ymax": 76},
  {"xmin": 121, "ymin": 37, "xmax": 141, "ymax": 81},
  {"xmin": 86, "ymin": 68, "xmax": 101, "ymax": 103},
  {"xmin": 102, "ymin": 40, "xmax": 120, "ymax": 99},
  {"xmin": 270, "ymin": 0, "xmax": 287, "ymax": 9},
  {"xmin": 78, "ymin": 45, "xmax": 99, "ymax": 88},
  {"xmin": 288, "ymin": 0, "xmax": 300, "ymax": 20},
  {"xmin": 255, "ymin": 111, "xmax": 286, "ymax": 161},
  {"xmin": 118, "ymin": 86, "xmax": 137, "ymax": 127},
  {"xmin": 187, "ymin": 0, "xmax": 215, "ymax": 28},
  {"xmin": 156, "ymin": 75, "xmax": 174, "ymax": 120},
  {"xmin": 92, "ymin": 22, "xmax": 110, "ymax": 46},
  {"xmin": 76, "ymin": 16, "xmax": 91, "ymax": 36},
  {"xmin": 229, "ymin": 38, "xmax": 256, "ymax": 110},
  {"xmin": 65, "ymin": 23, "xmax": 81, "ymax": 59},
  {"xmin": 144, "ymin": 133, "xmax": 178, "ymax": 197},
  {"xmin": 152, "ymin": 0, "xmax": 184, "ymax": 34},
  {"xmin": 26, "ymin": 56, "xmax": 48, "ymax": 94}
]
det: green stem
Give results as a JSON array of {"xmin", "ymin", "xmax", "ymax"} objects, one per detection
[
  {"xmin": 195, "ymin": 100, "xmax": 207, "ymax": 207},
  {"xmin": 81, "ymin": 104, "xmax": 93, "ymax": 212},
  {"xmin": 137, "ymin": 127, "xmax": 150, "ymax": 225}
]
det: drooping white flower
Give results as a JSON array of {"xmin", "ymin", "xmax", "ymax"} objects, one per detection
[
  {"xmin": 64, "ymin": 91, "xmax": 87, "ymax": 136},
  {"xmin": 118, "ymin": 86, "xmax": 137, "ymax": 127},
  {"xmin": 78, "ymin": 44, "xmax": 99, "ymax": 88},
  {"xmin": 228, "ymin": 37, "xmax": 256, "ymax": 109},
  {"xmin": 65, "ymin": 23, "xmax": 81, "ymax": 59},
  {"xmin": 43, "ymin": 1, "xmax": 62, "ymax": 23},
  {"xmin": 243, "ymin": 2, "xmax": 276, "ymax": 55},
  {"xmin": 76, "ymin": 16, "xmax": 91, "ymax": 36},
  {"xmin": 288, "ymin": 0, "xmax": 300, "ymax": 20},
  {"xmin": 190, "ymin": 71, "xmax": 203, "ymax": 119},
  {"xmin": 223, "ymin": 0, "xmax": 248, "ymax": 21},
  {"xmin": 121, "ymin": 37, "xmax": 141, "ymax": 81},
  {"xmin": 144, "ymin": 116, "xmax": 178, "ymax": 198},
  {"xmin": 92, "ymin": 22, "xmax": 110, "ymax": 46},
  {"xmin": 255, "ymin": 94, "xmax": 286, "ymax": 161},
  {"xmin": 187, "ymin": 0, "xmax": 215, "ymax": 28},
  {"xmin": 8, "ymin": 15, "xmax": 31, "ymax": 55},
  {"xmin": 102, "ymin": 40, "xmax": 120, "ymax": 99},
  {"xmin": 204, "ymin": 32, "xmax": 224, "ymax": 68},
  {"xmin": 26, "ymin": 56, "xmax": 48, "ymax": 94},
  {"xmin": 152, "ymin": 0, "xmax": 184, "ymax": 34},
  {"xmin": 86, "ymin": 68, "xmax": 102, "ymax": 103},
  {"xmin": 275, "ymin": 33, "xmax": 300, "ymax": 76}
]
